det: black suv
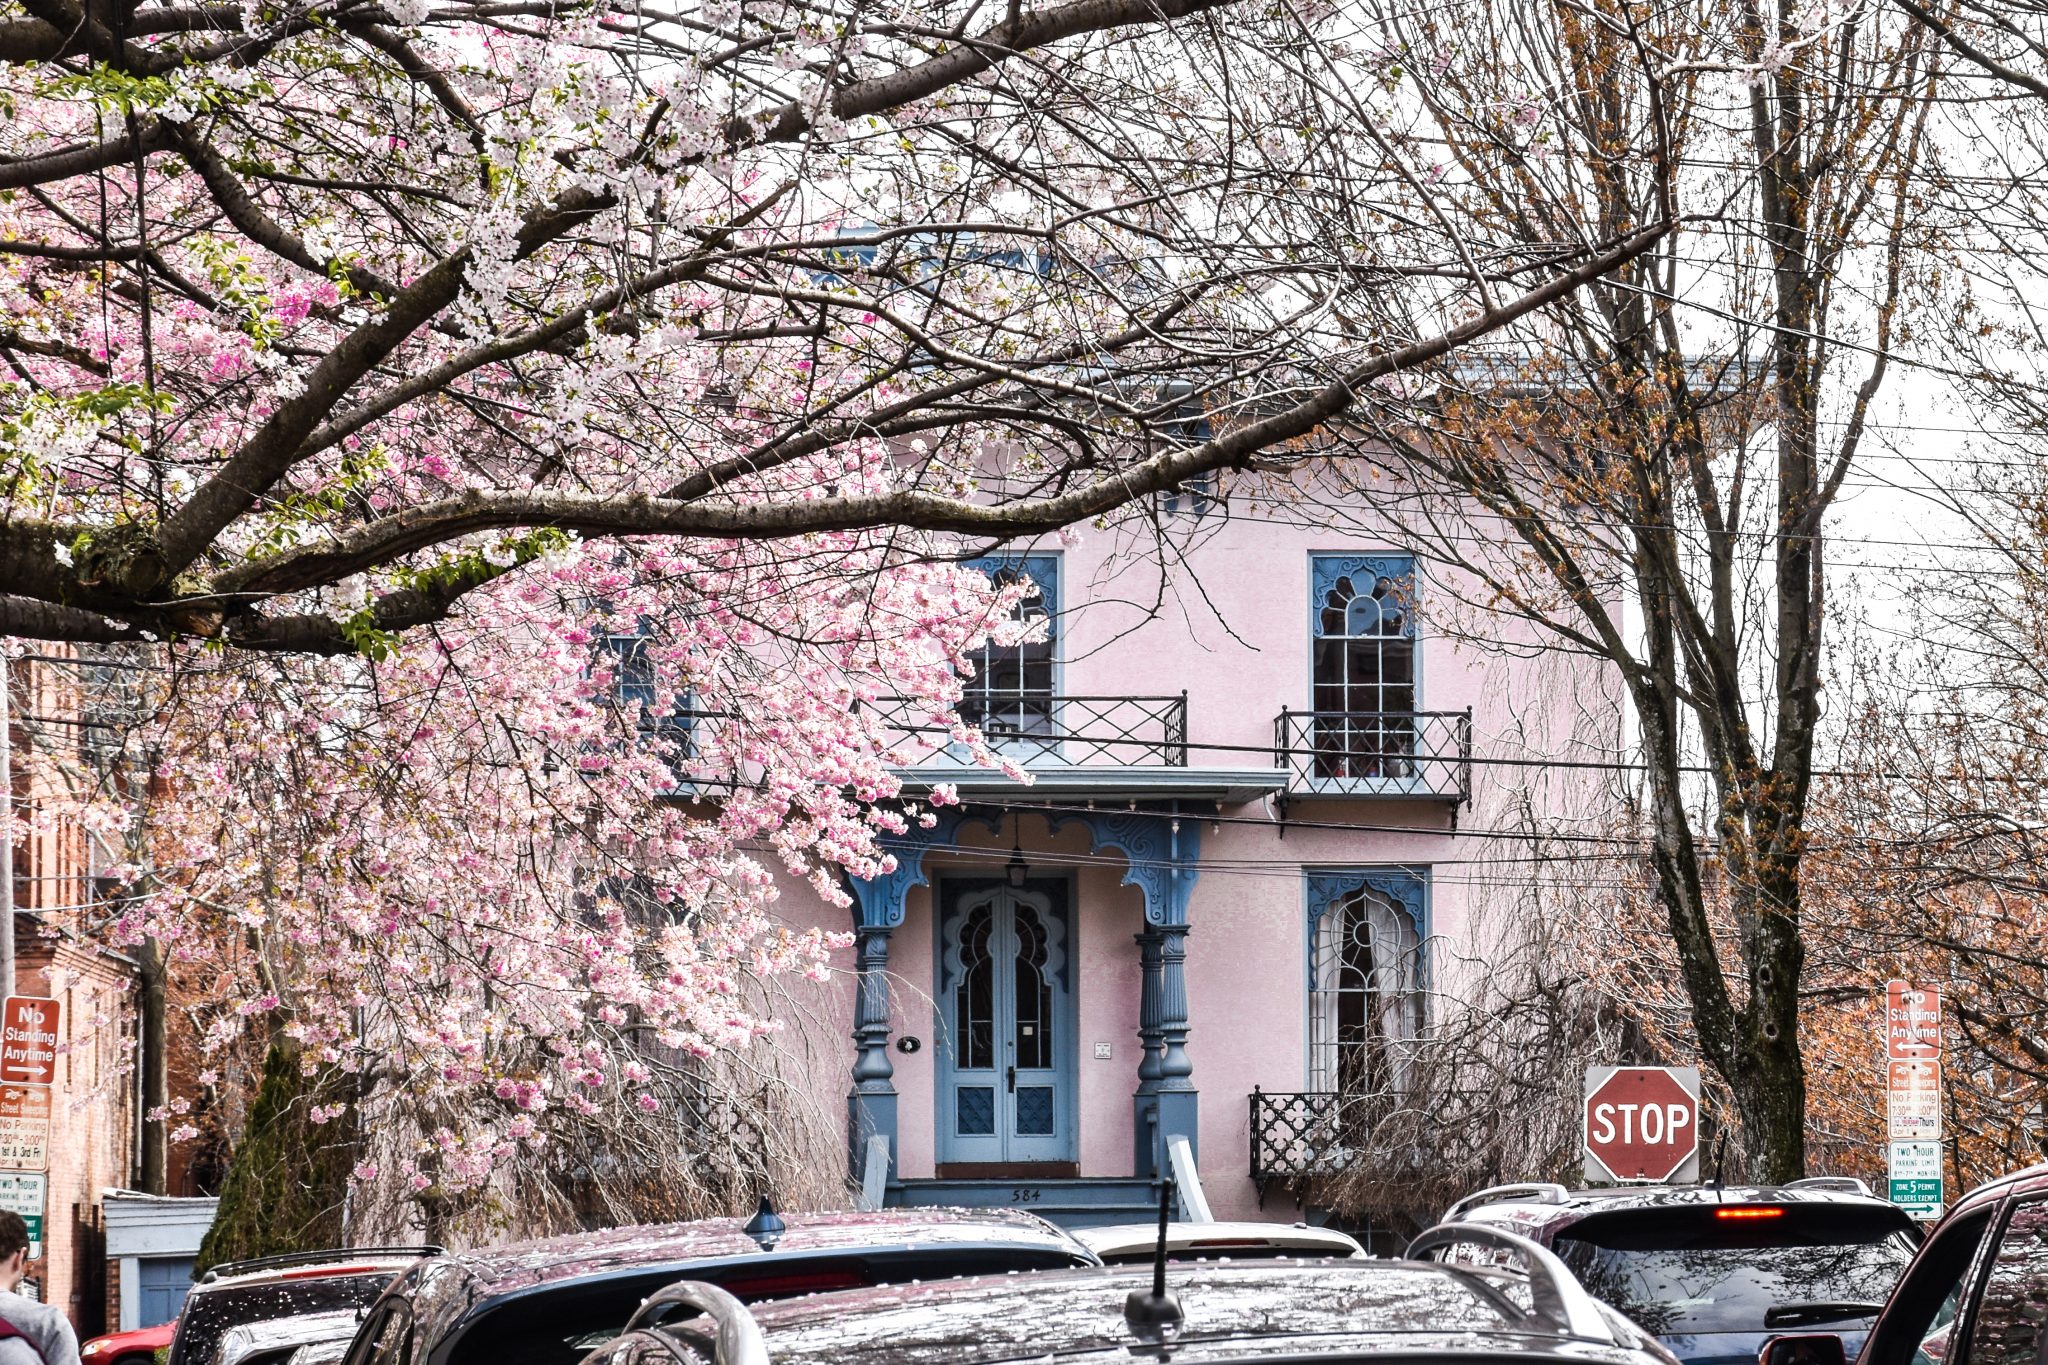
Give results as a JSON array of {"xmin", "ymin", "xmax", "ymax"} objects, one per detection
[
  {"xmin": 1435, "ymin": 1180, "xmax": 1921, "ymax": 1365},
  {"xmin": 340, "ymin": 1206, "xmax": 1098, "ymax": 1365},
  {"xmin": 1763, "ymin": 1160, "xmax": 2048, "ymax": 1365},
  {"xmin": 583, "ymin": 1223, "xmax": 1682, "ymax": 1365}
]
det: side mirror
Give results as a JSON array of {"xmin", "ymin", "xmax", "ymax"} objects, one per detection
[{"xmin": 1761, "ymin": 1335, "xmax": 1849, "ymax": 1365}]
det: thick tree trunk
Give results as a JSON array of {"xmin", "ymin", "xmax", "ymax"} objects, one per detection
[
  {"xmin": 195, "ymin": 1040, "xmax": 359, "ymax": 1272},
  {"xmin": 137, "ymin": 936, "xmax": 167, "ymax": 1194}
]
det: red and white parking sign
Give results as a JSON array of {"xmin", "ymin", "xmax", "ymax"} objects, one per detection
[
  {"xmin": 1585, "ymin": 1066, "xmax": 1701, "ymax": 1184},
  {"xmin": 1886, "ymin": 982, "xmax": 1942, "ymax": 1060},
  {"xmin": 0, "ymin": 998, "xmax": 59, "ymax": 1086}
]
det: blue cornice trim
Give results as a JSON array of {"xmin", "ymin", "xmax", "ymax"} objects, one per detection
[
  {"xmin": 847, "ymin": 806, "xmax": 1201, "ymax": 929},
  {"xmin": 1045, "ymin": 810, "xmax": 1201, "ymax": 927},
  {"xmin": 1303, "ymin": 866, "xmax": 1427, "ymax": 936},
  {"xmin": 849, "ymin": 808, "xmax": 1003, "ymax": 929}
]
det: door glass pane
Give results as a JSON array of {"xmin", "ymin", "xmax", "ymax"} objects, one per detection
[
  {"xmin": 1015, "ymin": 1086, "xmax": 1055, "ymax": 1135},
  {"xmin": 956, "ymin": 1086, "xmax": 996, "ymax": 1136},
  {"xmin": 1012, "ymin": 902, "xmax": 1053, "ymax": 1070},
  {"xmin": 1967, "ymin": 1197, "xmax": 2048, "ymax": 1365},
  {"xmin": 958, "ymin": 905, "xmax": 994, "ymax": 1070}
]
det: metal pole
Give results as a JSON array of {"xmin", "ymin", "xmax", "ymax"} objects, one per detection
[{"xmin": 0, "ymin": 647, "xmax": 15, "ymax": 999}]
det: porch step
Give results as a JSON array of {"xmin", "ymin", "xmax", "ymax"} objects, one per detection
[{"xmin": 889, "ymin": 1177, "xmax": 1164, "ymax": 1231}]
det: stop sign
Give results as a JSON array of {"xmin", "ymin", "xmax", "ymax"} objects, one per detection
[{"xmin": 1584, "ymin": 1067, "xmax": 1699, "ymax": 1183}]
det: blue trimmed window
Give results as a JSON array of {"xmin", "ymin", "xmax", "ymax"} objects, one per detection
[
  {"xmin": 962, "ymin": 555, "xmax": 1058, "ymax": 745},
  {"xmin": 1305, "ymin": 869, "xmax": 1425, "ymax": 1096},
  {"xmin": 1310, "ymin": 555, "xmax": 1418, "ymax": 781},
  {"xmin": 600, "ymin": 630, "xmax": 694, "ymax": 783}
]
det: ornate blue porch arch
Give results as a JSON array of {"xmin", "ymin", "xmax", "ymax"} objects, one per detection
[
  {"xmin": 845, "ymin": 805, "xmax": 1203, "ymax": 1181},
  {"xmin": 848, "ymin": 806, "xmax": 1200, "ymax": 928}
]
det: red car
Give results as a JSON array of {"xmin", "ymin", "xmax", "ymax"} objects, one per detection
[{"xmin": 80, "ymin": 1318, "xmax": 176, "ymax": 1365}]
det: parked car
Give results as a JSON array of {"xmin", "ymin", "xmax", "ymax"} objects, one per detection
[
  {"xmin": 340, "ymin": 1205, "xmax": 1101, "ymax": 1365},
  {"xmin": 1073, "ymin": 1220, "xmax": 1364, "ymax": 1264},
  {"xmin": 583, "ymin": 1223, "xmax": 1680, "ymax": 1365},
  {"xmin": 1431, "ymin": 1179, "xmax": 1921, "ymax": 1365},
  {"xmin": 80, "ymin": 1319, "xmax": 176, "ymax": 1365},
  {"xmin": 168, "ymin": 1249, "xmax": 440, "ymax": 1365},
  {"xmin": 1761, "ymin": 1160, "xmax": 2048, "ymax": 1365}
]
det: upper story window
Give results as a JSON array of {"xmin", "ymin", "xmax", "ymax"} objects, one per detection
[
  {"xmin": 1309, "ymin": 555, "xmax": 1417, "ymax": 783},
  {"xmin": 1305, "ymin": 869, "xmax": 1425, "ymax": 1098},
  {"xmin": 599, "ymin": 630, "xmax": 694, "ymax": 782},
  {"xmin": 961, "ymin": 555, "xmax": 1058, "ymax": 743}
]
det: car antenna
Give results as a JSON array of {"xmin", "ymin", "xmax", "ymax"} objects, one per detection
[
  {"xmin": 1124, "ymin": 1176, "xmax": 1184, "ymax": 1344},
  {"xmin": 1711, "ymin": 1132, "xmax": 1729, "ymax": 1197}
]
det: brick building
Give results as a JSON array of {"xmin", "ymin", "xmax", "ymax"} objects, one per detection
[{"xmin": 7, "ymin": 651, "xmax": 144, "ymax": 1335}]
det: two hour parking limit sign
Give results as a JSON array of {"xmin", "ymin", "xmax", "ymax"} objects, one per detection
[{"xmin": 1585, "ymin": 1066, "xmax": 1702, "ymax": 1184}]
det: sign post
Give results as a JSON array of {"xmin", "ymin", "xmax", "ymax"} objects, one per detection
[
  {"xmin": 0, "ymin": 1087, "xmax": 51, "ymax": 1173},
  {"xmin": 1885, "ymin": 982, "xmax": 1945, "ymax": 1220},
  {"xmin": 1585, "ymin": 1066, "xmax": 1702, "ymax": 1184},
  {"xmin": 0, "ymin": 1174, "xmax": 46, "ymax": 1260},
  {"xmin": 0, "ymin": 998, "xmax": 58, "ymax": 1087}
]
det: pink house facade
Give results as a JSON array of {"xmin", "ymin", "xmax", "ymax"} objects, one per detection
[{"xmin": 748, "ymin": 487, "xmax": 1615, "ymax": 1232}]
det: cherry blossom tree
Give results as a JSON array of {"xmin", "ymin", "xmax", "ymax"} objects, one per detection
[{"xmin": 1, "ymin": 0, "xmax": 1676, "ymax": 1232}]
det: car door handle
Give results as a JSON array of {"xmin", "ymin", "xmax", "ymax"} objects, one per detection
[{"xmin": 1006, "ymin": 1065, "xmax": 1016, "ymax": 1093}]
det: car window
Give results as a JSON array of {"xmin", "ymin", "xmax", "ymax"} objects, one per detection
[
  {"xmin": 1864, "ymin": 1207, "xmax": 1995, "ymax": 1365},
  {"xmin": 345, "ymin": 1301, "xmax": 413, "ymax": 1365},
  {"xmin": 1964, "ymin": 1197, "xmax": 2048, "ymax": 1365},
  {"xmin": 173, "ymin": 1276, "xmax": 399, "ymax": 1365},
  {"xmin": 1551, "ymin": 1206, "xmax": 1919, "ymax": 1334}
]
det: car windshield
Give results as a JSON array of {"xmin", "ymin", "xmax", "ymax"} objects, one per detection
[
  {"xmin": 1552, "ymin": 1206, "xmax": 1919, "ymax": 1335},
  {"xmin": 171, "ymin": 1274, "xmax": 399, "ymax": 1365}
]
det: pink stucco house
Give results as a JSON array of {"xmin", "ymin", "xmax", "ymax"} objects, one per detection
[{"xmin": 702, "ymin": 481, "xmax": 1617, "ymax": 1232}]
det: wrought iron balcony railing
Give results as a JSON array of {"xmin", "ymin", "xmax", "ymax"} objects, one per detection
[
  {"xmin": 1273, "ymin": 708, "xmax": 1471, "ymax": 803},
  {"xmin": 1249, "ymin": 1087, "xmax": 1365, "ymax": 1199},
  {"xmin": 867, "ymin": 693, "xmax": 1189, "ymax": 767}
]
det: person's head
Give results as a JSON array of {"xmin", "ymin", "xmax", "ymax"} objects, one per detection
[{"xmin": 0, "ymin": 1212, "xmax": 32, "ymax": 1287}]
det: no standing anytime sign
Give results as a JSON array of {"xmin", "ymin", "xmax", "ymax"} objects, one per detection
[{"xmin": 1584, "ymin": 1066, "xmax": 1702, "ymax": 1184}]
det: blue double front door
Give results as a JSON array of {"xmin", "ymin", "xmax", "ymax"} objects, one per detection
[{"xmin": 936, "ymin": 877, "xmax": 1076, "ymax": 1168}]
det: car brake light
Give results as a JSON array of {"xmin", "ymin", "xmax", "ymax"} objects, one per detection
[
  {"xmin": 279, "ymin": 1265, "xmax": 391, "ymax": 1280},
  {"xmin": 715, "ymin": 1269, "xmax": 869, "ymax": 1300},
  {"xmin": 1186, "ymin": 1239, "xmax": 1271, "ymax": 1249},
  {"xmin": 1715, "ymin": 1207, "xmax": 1785, "ymax": 1220}
]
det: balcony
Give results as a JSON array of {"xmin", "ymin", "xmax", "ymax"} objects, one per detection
[
  {"xmin": 1249, "ymin": 1088, "xmax": 1363, "ymax": 1200},
  {"xmin": 874, "ymin": 693, "xmax": 1287, "ymax": 803},
  {"xmin": 1273, "ymin": 709, "xmax": 1471, "ymax": 804}
]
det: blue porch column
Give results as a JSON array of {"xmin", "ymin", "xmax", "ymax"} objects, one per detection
[
  {"xmin": 848, "ymin": 924, "xmax": 897, "ymax": 1181},
  {"xmin": 1153, "ymin": 920, "xmax": 1197, "ymax": 1166},
  {"xmin": 844, "ymin": 807, "xmax": 1002, "ymax": 1182},
  {"xmin": 1046, "ymin": 810, "xmax": 1199, "ymax": 1177}
]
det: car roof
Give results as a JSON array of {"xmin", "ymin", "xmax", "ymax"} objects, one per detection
[
  {"xmin": 1934, "ymin": 1160, "xmax": 2048, "ymax": 1222},
  {"xmin": 648, "ymin": 1259, "xmax": 1665, "ymax": 1365},
  {"xmin": 1447, "ymin": 1181, "xmax": 1907, "ymax": 1234},
  {"xmin": 1072, "ymin": 1221, "xmax": 1364, "ymax": 1258},
  {"xmin": 430, "ymin": 1206, "xmax": 1090, "ymax": 1296}
]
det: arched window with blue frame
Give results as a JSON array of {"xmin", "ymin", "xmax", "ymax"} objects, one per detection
[
  {"xmin": 1310, "ymin": 554, "xmax": 1418, "ymax": 782},
  {"xmin": 1306, "ymin": 869, "xmax": 1426, "ymax": 1097},
  {"xmin": 962, "ymin": 554, "xmax": 1059, "ymax": 752},
  {"xmin": 598, "ymin": 627, "xmax": 694, "ymax": 789}
]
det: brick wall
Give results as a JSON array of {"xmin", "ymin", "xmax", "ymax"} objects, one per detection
[{"xmin": 18, "ymin": 930, "xmax": 137, "ymax": 1337}]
